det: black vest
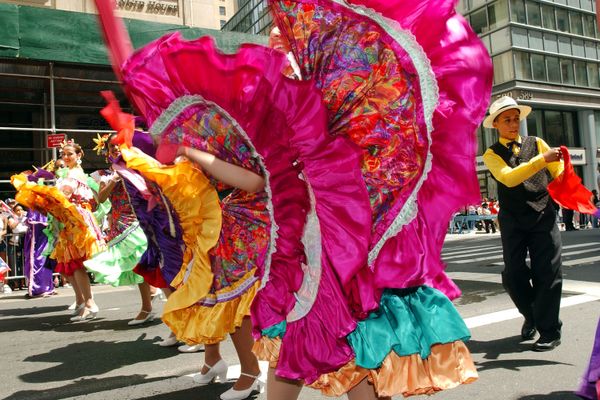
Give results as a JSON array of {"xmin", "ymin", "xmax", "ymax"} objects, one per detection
[{"xmin": 489, "ymin": 136, "xmax": 552, "ymax": 213}]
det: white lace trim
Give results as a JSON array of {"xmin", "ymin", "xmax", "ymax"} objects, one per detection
[
  {"xmin": 333, "ymin": 0, "xmax": 437, "ymax": 266},
  {"xmin": 148, "ymin": 95, "xmax": 278, "ymax": 291},
  {"xmin": 287, "ymin": 175, "xmax": 322, "ymax": 322}
]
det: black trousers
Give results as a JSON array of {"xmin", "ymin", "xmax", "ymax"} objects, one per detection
[{"xmin": 498, "ymin": 205, "xmax": 563, "ymax": 340}]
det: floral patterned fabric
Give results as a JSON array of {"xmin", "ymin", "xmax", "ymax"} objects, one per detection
[{"xmin": 93, "ymin": 169, "xmax": 138, "ymax": 242}]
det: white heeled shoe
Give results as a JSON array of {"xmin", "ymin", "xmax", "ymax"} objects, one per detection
[
  {"xmin": 157, "ymin": 332, "xmax": 179, "ymax": 347},
  {"xmin": 219, "ymin": 372, "xmax": 264, "ymax": 400},
  {"xmin": 151, "ymin": 288, "xmax": 166, "ymax": 302},
  {"xmin": 193, "ymin": 359, "xmax": 228, "ymax": 385},
  {"xmin": 70, "ymin": 305, "xmax": 99, "ymax": 322},
  {"xmin": 127, "ymin": 310, "xmax": 154, "ymax": 326},
  {"xmin": 69, "ymin": 303, "xmax": 85, "ymax": 316}
]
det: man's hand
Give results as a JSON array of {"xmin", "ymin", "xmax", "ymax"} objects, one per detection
[{"xmin": 543, "ymin": 148, "xmax": 562, "ymax": 163}]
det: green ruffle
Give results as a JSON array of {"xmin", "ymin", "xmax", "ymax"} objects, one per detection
[
  {"xmin": 83, "ymin": 223, "xmax": 147, "ymax": 286},
  {"xmin": 93, "ymin": 199, "xmax": 111, "ymax": 226},
  {"xmin": 347, "ymin": 286, "xmax": 471, "ymax": 369},
  {"xmin": 42, "ymin": 215, "xmax": 61, "ymax": 257},
  {"xmin": 262, "ymin": 320, "xmax": 287, "ymax": 338}
]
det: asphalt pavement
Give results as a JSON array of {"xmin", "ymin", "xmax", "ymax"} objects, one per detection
[{"xmin": 0, "ymin": 229, "xmax": 598, "ymax": 400}]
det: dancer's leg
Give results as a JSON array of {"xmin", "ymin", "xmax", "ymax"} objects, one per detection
[
  {"xmin": 347, "ymin": 378, "xmax": 390, "ymax": 400},
  {"xmin": 230, "ymin": 317, "xmax": 261, "ymax": 390},
  {"xmin": 266, "ymin": 367, "xmax": 302, "ymax": 400},
  {"xmin": 72, "ymin": 268, "xmax": 96, "ymax": 310},
  {"xmin": 68, "ymin": 274, "xmax": 84, "ymax": 306},
  {"xmin": 133, "ymin": 281, "xmax": 153, "ymax": 320},
  {"xmin": 201, "ymin": 343, "xmax": 222, "ymax": 374}
]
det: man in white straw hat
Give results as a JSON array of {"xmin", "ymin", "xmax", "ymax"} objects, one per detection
[{"xmin": 482, "ymin": 96, "xmax": 564, "ymax": 352}]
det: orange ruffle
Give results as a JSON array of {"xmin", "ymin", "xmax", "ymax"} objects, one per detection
[
  {"xmin": 12, "ymin": 174, "xmax": 103, "ymax": 263},
  {"xmin": 166, "ymin": 269, "xmax": 259, "ymax": 345},
  {"xmin": 255, "ymin": 337, "xmax": 477, "ymax": 397}
]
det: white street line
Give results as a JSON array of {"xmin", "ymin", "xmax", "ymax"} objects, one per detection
[
  {"xmin": 464, "ymin": 294, "xmax": 598, "ymax": 329},
  {"xmin": 564, "ymin": 255, "xmax": 600, "ymax": 267},
  {"xmin": 449, "ymin": 246, "xmax": 600, "ymax": 264}
]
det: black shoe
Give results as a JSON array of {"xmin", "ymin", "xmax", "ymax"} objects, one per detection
[
  {"xmin": 521, "ymin": 321, "xmax": 536, "ymax": 340},
  {"xmin": 532, "ymin": 337, "xmax": 561, "ymax": 352}
]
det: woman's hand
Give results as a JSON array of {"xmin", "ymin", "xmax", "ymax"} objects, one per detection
[{"xmin": 543, "ymin": 148, "xmax": 562, "ymax": 163}]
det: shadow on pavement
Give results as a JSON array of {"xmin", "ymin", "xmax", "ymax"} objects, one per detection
[
  {"xmin": 19, "ymin": 333, "xmax": 180, "ymax": 383},
  {"xmin": 139, "ymin": 383, "xmax": 262, "ymax": 400},
  {"xmin": 0, "ymin": 305, "xmax": 69, "ymax": 317},
  {"xmin": 5, "ymin": 374, "xmax": 166, "ymax": 400},
  {"xmin": 0, "ymin": 313, "xmax": 162, "ymax": 333},
  {"xmin": 453, "ymin": 280, "xmax": 505, "ymax": 306},
  {"xmin": 517, "ymin": 391, "xmax": 581, "ymax": 399},
  {"xmin": 468, "ymin": 335, "xmax": 537, "ymax": 359}
]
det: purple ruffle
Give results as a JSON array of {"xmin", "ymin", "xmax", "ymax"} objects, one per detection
[{"xmin": 23, "ymin": 210, "xmax": 55, "ymax": 297}]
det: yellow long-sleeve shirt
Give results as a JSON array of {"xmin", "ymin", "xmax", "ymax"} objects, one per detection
[{"xmin": 482, "ymin": 136, "xmax": 564, "ymax": 188}]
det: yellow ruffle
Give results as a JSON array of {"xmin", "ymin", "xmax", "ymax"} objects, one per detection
[
  {"xmin": 120, "ymin": 147, "xmax": 226, "ymax": 343},
  {"xmin": 254, "ymin": 337, "xmax": 477, "ymax": 397},
  {"xmin": 166, "ymin": 269, "xmax": 259, "ymax": 345},
  {"xmin": 11, "ymin": 174, "xmax": 102, "ymax": 262}
]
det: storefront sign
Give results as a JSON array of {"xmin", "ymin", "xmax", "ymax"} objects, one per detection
[
  {"xmin": 47, "ymin": 133, "xmax": 66, "ymax": 148},
  {"xmin": 495, "ymin": 90, "xmax": 534, "ymax": 101},
  {"xmin": 569, "ymin": 148, "xmax": 586, "ymax": 165},
  {"xmin": 116, "ymin": 0, "xmax": 178, "ymax": 15}
]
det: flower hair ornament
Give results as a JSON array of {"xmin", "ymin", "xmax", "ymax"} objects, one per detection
[
  {"xmin": 93, "ymin": 133, "xmax": 111, "ymax": 155},
  {"xmin": 59, "ymin": 138, "xmax": 76, "ymax": 151}
]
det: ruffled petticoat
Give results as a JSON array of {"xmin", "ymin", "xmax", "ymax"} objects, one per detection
[
  {"xmin": 11, "ymin": 173, "xmax": 104, "ymax": 276},
  {"xmin": 84, "ymin": 221, "xmax": 146, "ymax": 286}
]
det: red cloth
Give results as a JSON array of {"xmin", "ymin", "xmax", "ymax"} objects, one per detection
[
  {"xmin": 133, "ymin": 264, "xmax": 168, "ymax": 289},
  {"xmin": 100, "ymin": 91, "xmax": 135, "ymax": 148},
  {"xmin": 55, "ymin": 259, "xmax": 85, "ymax": 276},
  {"xmin": 547, "ymin": 146, "xmax": 598, "ymax": 215}
]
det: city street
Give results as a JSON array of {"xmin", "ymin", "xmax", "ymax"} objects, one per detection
[{"xmin": 0, "ymin": 229, "xmax": 599, "ymax": 400}]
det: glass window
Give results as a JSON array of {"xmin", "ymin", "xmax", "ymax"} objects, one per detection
[
  {"xmin": 561, "ymin": 59, "xmax": 575, "ymax": 84},
  {"xmin": 541, "ymin": 5, "xmax": 556, "ymax": 30},
  {"xmin": 587, "ymin": 63, "xmax": 599, "ymax": 87},
  {"xmin": 493, "ymin": 52, "xmax": 515, "ymax": 84},
  {"xmin": 585, "ymin": 41, "xmax": 597, "ymax": 59},
  {"xmin": 569, "ymin": 12, "xmax": 583, "ymax": 35},
  {"xmin": 547, "ymin": 56, "xmax": 562, "ymax": 82},
  {"xmin": 558, "ymin": 36, "xmax": 572, "ymax": 55},
  {"xmin": 457, "ymin": 0, "xmax": 469, "ymax": 14},
  {"xmin": 481, "ymin": 34, "xmax": 492, "ymax": 54},
  {"xmin": 491, "ymin": 28, "xmax": 511, "ymax": 53},
  {"xmin": 510, "ymin": 0, "xmax": 527, "ymax": 23},
  {"xmin": 527, "ymin": 109, "xmax": 543, "ymax": 137},
  {"xmin": 575, "ymin": 60, "xmax": 588, "ymax": 85},
  {"xmin": 220, "ymin": 19, "xmax": 226, "ymax": 28},
  {"xmin": 489, "ymin": 0, "xmax": 509, "ymax": 29},
  {"xmin": 580, "ymin": 0, "xmax": 593, "ymax": 11},
  {"xmin": 583, "ymin": 14, "xmax": 596, "ymax": 38},
  {"xmin": 512, "ymin": 27, "xmax": 529, "ymax": 47},
  {"xmin": 544, "ymin": 33, "xmax": 559, "ymax": 52},
  {"xmin": 526, "ymin": 1, "xmax": 541, "ymax": 26},
  {"xmin": 562, "ymin": 112, "xmax": 579, "ymax": 147},
  {"xmin": 572, "ymin": 39, "xmax": 585, "ymax": 57},
  {"xmin": 553, "ymin": 0, "xmax": 567, "ymax": 4},
  {"xmin": 531, "ymin": 53, "xmax": 547, "ymax": 81},
  {"xmin": 219, "ymin": 6, "xmax": 226, "ymax": 16},
  {"xmin": 515, "ymin": 51, "xmax": 532, "ymax": 79},
  {"xmin": 567, "ymin": 0, "xmax": 580, "ymax": 7},
  {"xmin": 472, "ymin": 0, "xmax": 486, "ymax": 9},
  {"xmin": 470, "ymin": 8, "xmax": 488, "ymax": 34},
  {"xmin": 529, "ymin": 30, "xmax": 544, "ymax": 50},
  {"xmin": 556, "ymin": 8, "xmax": 569, "ymax": 32},
  {"xmin": 544, "ymin": 111, "xmax": 564, "ymax": 146}
]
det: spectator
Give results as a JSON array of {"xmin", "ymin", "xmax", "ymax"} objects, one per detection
[
  {"xmin": 479, "ymin": 202, "xmax": 496, "ymax": 233},
  {"xmin": 7, "ymin": 204, "xmax": 28, "ymax": 290},
  {"xmin": 592, "ymin": 190, "xmax": 600, "ymax": 228},
  {"xmin": 563, "ymin": 207, "xmax": 577, "ymax": 231}
]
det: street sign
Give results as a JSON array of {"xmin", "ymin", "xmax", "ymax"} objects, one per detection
[{"xmin": 47, "ymin": 133, "xmax": 66, "ymax": 148}]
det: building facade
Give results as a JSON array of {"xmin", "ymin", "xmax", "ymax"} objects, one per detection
[
  {"xmin": 1, "ymin": 0, "xmax": 238, "ymax": 30},
  {"xmin": 459, "ymin": 0, "xmax": 600, "ymax": 198},
  {"xmin": 221, "ymin": 0, "xmax": 270, "ymax": 35}
]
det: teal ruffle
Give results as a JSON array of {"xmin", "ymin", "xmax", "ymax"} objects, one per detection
[
  {"xmin": 347, "ymin": 286, "xmax": 471, "ymax": 369},
  {"xmin": 84, "ymin": 222, "xmax": 147, "ymax": 286},
  {"xmin": 262, "ymin": 320, "xmax": 287, "ymax": 338}
]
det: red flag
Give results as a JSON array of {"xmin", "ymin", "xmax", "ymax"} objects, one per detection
[
  {"xmin": 100, "ymin": 91, "xmax": 135, "ymax": 147},
  {"xmin": 547, "ymin": 146, "xmax": 598, "ymax": 215}
]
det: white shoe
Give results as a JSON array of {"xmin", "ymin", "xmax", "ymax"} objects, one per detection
[
  {"xmin": 127, "ymin": 310, "xmax": 154, "ymax": 326},
  {"xmin": 157, "ymin": 333, "xmax": 179, "ymax": 347},
  {"xmin": 70, "ymin": 305, "xmax": 99, "ymax": 322},
  {"xmin": 193, "ymin": 359, "xmax": 228, "ymax": 385},
  {"xmin": 178, "ymin": 344, "xmax": 203, "ymax": 353},
  {"xmin": 219, "ymin": 372, "xmax": 264, "ymax": 400},
  {"xmin": 151, "ymin": 288, "xmax": 166, "ymax": 302},
  {"xmin": 67, "ymin": 301, "xmax": 77, "ymax": 310},
  {"xmin": 70, "ymin": 303, "xmax": 85, "ymax": 316}
]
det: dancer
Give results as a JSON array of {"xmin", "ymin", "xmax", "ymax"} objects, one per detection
[
  {"xmin": 22, "ymin": 167, "xmax": 56, "ymax": 297},
  {"xmin": 577, "ymin": 317, "xmax": 600, "ymax": 400},
  {"xmin": 84, "ymin": 133, "xmax": 149, "ymax": 322}
]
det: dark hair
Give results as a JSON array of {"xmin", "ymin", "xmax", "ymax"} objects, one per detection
[{"xmin": 63, "ymin": 142, "xmax": 84, "ymax": 158}]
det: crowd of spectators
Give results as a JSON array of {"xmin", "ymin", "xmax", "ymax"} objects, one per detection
[{"xmin": 0, "ymin": 198, "xmax": 29, "ymax": 293}]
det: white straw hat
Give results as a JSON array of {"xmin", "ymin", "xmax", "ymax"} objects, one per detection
[{"xmin": 483, "ymin": 96, "xmax": 531, "ymax": 128}]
